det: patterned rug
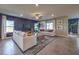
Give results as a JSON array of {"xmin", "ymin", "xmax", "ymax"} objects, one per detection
[{"xmin": 24, "ymin": 35, "xmax": 55, "ymax": 55}]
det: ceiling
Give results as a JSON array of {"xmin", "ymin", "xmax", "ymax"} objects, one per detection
[{"xmin": 0, "ymin": 4, "xmax": 79, "ymax": 20}]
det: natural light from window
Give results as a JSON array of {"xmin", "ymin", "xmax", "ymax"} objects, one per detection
[
  {"xmin": 6, "ymin": 20, "xmax": 14, "ymax": 33},
  {"xmin": 46, "ymin": 23, "xmax": 53, "ymax": 30}
]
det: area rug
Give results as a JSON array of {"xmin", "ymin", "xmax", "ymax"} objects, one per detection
[{"xmin": 24, "ymin": 35, "xmax": 55, "ymax": 55}]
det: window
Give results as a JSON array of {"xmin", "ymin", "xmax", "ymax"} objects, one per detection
[
  {"xmin": 46, "ymin": 23, "xmax": 53, "ymax": 30},
  {"xmin": 6, "ymin": 20, "xmax": 14, "ymax": 33},
  {"xmin": 40, "ymin": 21, "xmax": 54, "ymax": 30}
]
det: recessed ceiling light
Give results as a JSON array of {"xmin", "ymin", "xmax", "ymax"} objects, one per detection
[
  {"xmin": 35, "ymin": 4, "xmax": 39, "ymax": 7},
  {"xmin": 20, "ymin": 14, "xmax": 23, "ymax": 16},
  {"xmin": 51, "ymin": 14, "xmax": 54, "ymax": 17}
]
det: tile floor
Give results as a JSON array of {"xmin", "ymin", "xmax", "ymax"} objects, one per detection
[
  {"xmin": 0, "ymin": 38, "xmax": 23, "ymax": 55},
  {"xmin": 37, "ymin": 36, "xmax": 77, "ymax": 55},
  {"xmin": 0, "ymin": 35, "xmax": 79, "ymax": 55}
]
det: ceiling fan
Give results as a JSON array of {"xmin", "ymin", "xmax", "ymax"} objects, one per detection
[{"xmin": 32, "ymin": 13, "xmax": 43, "ymax": 20}]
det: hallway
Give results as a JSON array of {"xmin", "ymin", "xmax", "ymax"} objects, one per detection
[{"xmin": 0, "ymin": 35, "xmax": 79, "ymax": 55}]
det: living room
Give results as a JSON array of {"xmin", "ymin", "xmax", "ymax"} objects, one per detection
[{"xmin": 0, "ymin": 4, "xmax": 79, "ymax": 55}]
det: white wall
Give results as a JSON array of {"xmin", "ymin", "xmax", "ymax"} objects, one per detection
[
  {"xmin": 55, "ymin": 16, "xmax": 68, "ymax": 37},
  {"xmin": 1, "ymin": 15, "xmax": 7, "ymax": 39}
]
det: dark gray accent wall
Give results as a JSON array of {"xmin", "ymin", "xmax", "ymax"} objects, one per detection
[
  {"xmin": 14, "ymin": 17, "xmax": 37, "ymax": 32},
  {"xmin": 0, "ymin": 15, "xmax": 2, "ymax": 38},
  {"xmin": 0, "ymin": 13, "xmax": 38, "ymax": 33}
]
